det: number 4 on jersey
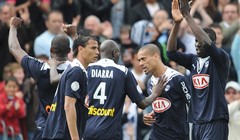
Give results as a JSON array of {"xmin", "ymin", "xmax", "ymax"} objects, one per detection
[{"xmin": 93, "ymin": 82, "xmax": 107, "ymax": 104}]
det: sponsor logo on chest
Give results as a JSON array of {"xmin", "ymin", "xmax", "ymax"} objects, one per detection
[
  {"xmin": 192, "ymin": 74, "xmax": 209, "ymax": 89},
  {"xmin": 152, "ymin": 97, "xmax": 171, "ymax": 113}
]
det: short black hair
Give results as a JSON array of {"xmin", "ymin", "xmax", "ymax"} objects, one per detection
[
  {"xmin": 72, "ymin": 29, "xmax": 98, "ymax": 58},
  {"xmin": 203, "ymin": 27, "xmax": 216, "ymax": 42},
  {"xmin": 51, "ymin": 35, "xmax": 70, "ymax": 58}
]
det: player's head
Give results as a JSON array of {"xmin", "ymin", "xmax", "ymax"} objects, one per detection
[
  {"xmin": 50, "ymin": 34, "xmax": 71, "ymax": 61},
  {"xmin": 99, "ymin": 40, "xmax": 120, "ymax": 63},
  {"xmin": 195, "ymin": 27, "xmax": 216, "ymax": 58},
  {"xmin": 138, "ymin": 44, "xmax": 161, "ymax": 74},
  {"xmin": 72, "ymin": 29, "xmax": 99, "ymax": 64}
]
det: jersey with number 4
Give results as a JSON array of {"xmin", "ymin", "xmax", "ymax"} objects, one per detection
[{"xmin": 83, "ymin": 58, "xmax": 144, "ymax": 140}]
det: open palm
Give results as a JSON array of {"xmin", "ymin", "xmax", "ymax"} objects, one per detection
[{"xmin": 172, "ymin": 0, "xmax": 183, "ymax": 23}]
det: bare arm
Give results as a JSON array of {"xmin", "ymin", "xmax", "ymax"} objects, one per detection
[
  {"xmin": 48, "ymin": 58, "xmax": 63, "ymax": 84},
  {"xmin": 179, "ymin": 0, "xmax": 212, "ymax": 46},
  {"xmin": 167, "ymin": 0, "xmax": 183, "ymax": 51},
  {"xmin": 64, "ymin": 96, "xmax": 79, "ymax": 140},
  {"xmin": 137, "ymin": 76, "xmax": 167, "ymax": 109},
  {"xmin": 8, "ymin": 17, "xmax": 28, "ymax": 64}
]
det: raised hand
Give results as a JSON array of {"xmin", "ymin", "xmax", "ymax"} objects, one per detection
[
  {"xmin": 62, "ymin": 23, "xmax": 77, "ymax": 39},
  {"xmin": 172, "ymin": 0, "xmax": 183, "ymax": 23},
  {"xmin": 179, "ymin": 0, "xmax": 191, "ymax": 17},
  {"xmin": 9, "ymin": 17, "xmax": 22, "ymax": 28}
]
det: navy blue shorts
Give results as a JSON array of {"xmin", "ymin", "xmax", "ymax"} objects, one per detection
[{"xmin": 192, "ymin": 119, "xmax": 228, "ymax": 140}]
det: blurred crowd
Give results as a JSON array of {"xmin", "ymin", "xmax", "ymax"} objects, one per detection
[{"xmin": 0, "ymin": 0, "xmax": 239, "ymax": 140}]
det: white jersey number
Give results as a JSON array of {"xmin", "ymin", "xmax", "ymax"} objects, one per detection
[{"xmin": 93, "ymin": 82, "xmax": 107, "ymax": 104}]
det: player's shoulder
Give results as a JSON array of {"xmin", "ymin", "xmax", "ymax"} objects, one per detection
[
  {"xmin": 89, "ymin": 59, "xmax": 128, "ymax": 74},
  {"xmin": 23, "ymin": 55, "xmax": 49, "ymax": 70},
  {"xmin": 165, "ymin": 67, "xmax": 183, "ymax": 79}
]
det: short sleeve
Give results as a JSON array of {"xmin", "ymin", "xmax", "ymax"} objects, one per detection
[
  {"xmin": 125, "ymin": 70, "xmax": 145, "ymax": 103},
  {"xmin": 21, "ymin": 55, "xmax": 45, "ymax": 81},
  {"xmin": 65, "ymin": 67, "xmax": 85, "ymax": 99}
]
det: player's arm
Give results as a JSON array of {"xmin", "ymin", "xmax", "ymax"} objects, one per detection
[
  {"xmin": 179, "ymin": 0, "xmax": 212, "ymax": 47},
  {"xmin": 167, "ymin": 0, "xmax": 183, "ymax": 52},
  {"xmin": 8, "ymin": 17, "xmax": 28, "ymax": 64},
  {"xmin": 65, "ymin": 96, "xmax": 79, "ymax": 140},
  {"xmin": 48, "ymin": 58, "xmax": 63, "ymax": 84},
  {"xmin": 137, "ymin": 76, "xmax": 168, "ymax": 109}
]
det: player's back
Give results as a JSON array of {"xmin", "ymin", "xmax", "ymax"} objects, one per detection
[
  {"xmin": 21, "ymin": 55, "xmax": 69, "ymax": 129},
  {"xmin": 84, "ymin": 58, "xmax": 143, "ymax": 140}
]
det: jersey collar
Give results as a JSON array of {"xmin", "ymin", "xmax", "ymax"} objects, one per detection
[{"xmin": 72, "ymin": 58, "xmax": 87, "ymax": 74}]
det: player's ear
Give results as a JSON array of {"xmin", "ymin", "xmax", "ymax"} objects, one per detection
[{"xmin": 112, "ymin": 50, "xmax": 119, "ymax": 58}]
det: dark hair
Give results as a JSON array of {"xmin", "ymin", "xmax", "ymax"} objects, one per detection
[
  {"xmin": 5, "ymin": 76, "xmax": 19, "ymax": 87},
  {"xmin": 51, "ymin": 35, "xmax": 71, "ymax": 58},
  {"xmin": 209, "ymin": 23, "xmax": 223, "ymax": 31},
  {"xmin": 203, "ymin": 27, "xmax": 216, "ymax": 42},
  {"xmin": 72, "ymin": 29, "xmax": 98, "ymax": 58}
]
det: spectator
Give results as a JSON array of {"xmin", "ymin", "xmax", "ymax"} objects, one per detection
[
  {"xmin": 8, "ymin": 0, "xmax": 51, "ymax": 35},
  {"xmin": 34, "ymin": 10, "xmax": 73, "ymax": 58},
  {"xmin": 224, "ymin": 81, "xmax": 240, "ymax": 140},
  {"xmin": 51, "ymin": 0, "xmax": 81, "ymax": 26},
  {"xmin": 231, "ymin": 29, "xmax": 240, "ymax": 83},
  {"xmin": 129, "ymin": 0, "xmax": 171, "ymax": 25},
  {"xmin": 219, "ymin": 3, "xmax": 239, "ymax": 48},
  {"xmin": 0, "ymin": 76, "xmax": 26, "ymax": 140}
]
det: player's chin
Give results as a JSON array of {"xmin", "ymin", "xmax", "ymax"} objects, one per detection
[{"xmin": 91, "ymin": 57, "xmax": 98, "ymax": 62}]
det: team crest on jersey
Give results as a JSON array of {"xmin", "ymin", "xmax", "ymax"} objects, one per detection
[
  {"xmin": 192, "ymin": 74, "xmax": 209, "ymax": 89},
  {"xmin": 71, "ymin": 81, "xmax": 80, "ymax": 91},
  {"xmin": 152, "ymin": 97, "xmax": 171, "ymax": 113},
  {"xmin": 165, "ymin": 85, "xmax": 170, "ymax": 92}
]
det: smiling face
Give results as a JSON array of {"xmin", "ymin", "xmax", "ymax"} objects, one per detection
[{"xmin": 138, "ymin": 49, "xmax": 157, "ymax": 75}]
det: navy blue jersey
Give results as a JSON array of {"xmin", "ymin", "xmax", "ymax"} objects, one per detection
[
  {"xmin": 42, "ymin": 59, "xmax": 88, "ymax": 139},
  {"xmin": 21, "ymin": 55, "xmax": 69, "ymax": 129},
  {"xmin": 83, "ymin": 59, "xmax": 145, "ymax": 140},
  {"xmin": 148, "ymin": 67, "xmax": 191, "ymax": 140},
  {"xmin": 167, "ymin": 43, "xmax": 229, "ymax": 124}
]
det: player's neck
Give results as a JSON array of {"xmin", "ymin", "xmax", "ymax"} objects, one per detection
[
  {"xmin": 153, "ymin": 64, "xmax": 167, "ymax": 77},
  {"xmin": 77, "ymin": 56, "xmax": 88, "ymax": 69}
]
